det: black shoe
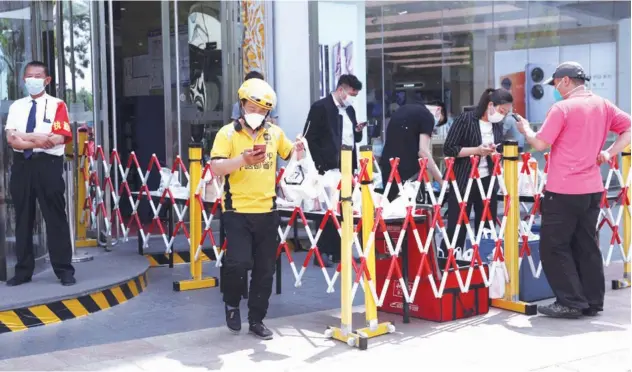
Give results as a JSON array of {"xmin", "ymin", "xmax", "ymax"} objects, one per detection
[
  {"xmin": 60, "ymin": 275, "xmax": 76, "ymax": 286},
  {"xmin": 249, "ymin": 322, "xmax": 273, "ymax": 340},
  {"xmin": 6, "ymin": 276, "xmax": 31, "ymax": 287},
  {"xmin": 314, "ymin": 253, "xmax": 333, "ymax": 268},
  {"xmin": 538, "ymin": 302, "xmax": 582, "ymax": 319},
  {"xmin": 225, "ymin": 305, "xmax": 241, "ymax": 334},
  {"xmin": 582, "ymin": 307, "xmax": 602, "ymax": 317}
]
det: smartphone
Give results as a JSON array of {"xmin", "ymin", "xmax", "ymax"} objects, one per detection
[{"xmin": 253, "ymin": 144, "xmax": 266, "ymax": 154}]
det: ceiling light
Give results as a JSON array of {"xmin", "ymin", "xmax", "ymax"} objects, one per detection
[
  {"xmin": 366, "ymin": 15, "xmax": 573, "ymax": 40},
  {"xmin": 368, "ymin": 4, "xmax": 520, "ymax": 25},
  {"xmin": 390, "ymin": 54, "xmax": 471, "ymax": 64},
  {"xmin": 366, "ymin": 39, "xmax": 450, "ymax": 50},
  {"xmin": 402, "ymin": 61, "xmax": 471, "ymax": 69},
  {"xmin": 385, "ymin": 46, "xmax": 471, "ymax": 57}
]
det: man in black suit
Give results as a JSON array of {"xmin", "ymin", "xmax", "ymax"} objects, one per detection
[{"xmin": 303, "ymin": 74, "xmax": 366, "ymax": 267}]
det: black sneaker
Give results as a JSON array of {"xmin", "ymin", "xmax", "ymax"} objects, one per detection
[
  {"xmin": 249, "ymin": 322, "xmax": 273, "ymax": 340},
  {"xmin": 60, "ymin": 275, "xmax": 76, "ymax": 286},
  {"xmin": 6, "ymin": 276, "xmax": 31, "ymax": 287},
  {"xmin": 538, "ymin": 302, "xmax": 582, "ymax": 319},
  {"xmin": 225, "ymin": 305, "xmax": 241, "ymax": 334}
]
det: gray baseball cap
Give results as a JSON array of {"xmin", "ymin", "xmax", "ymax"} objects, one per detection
[{"xmin": 544, "ymin": 61, "xmax": 591, "ymax": 86}]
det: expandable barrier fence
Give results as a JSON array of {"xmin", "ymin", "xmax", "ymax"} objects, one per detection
[{"xmin": 78, "ymin": 139, "xmax": 631, "ymax": 349}]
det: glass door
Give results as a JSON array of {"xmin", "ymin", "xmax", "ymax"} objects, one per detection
[
  {"xmin": 165, "ymin": 0, "xmax": 241, "ymax": 166},
  {"xmin": 0, "ymin": 0, "xmax": 43, "ymax": 281}
]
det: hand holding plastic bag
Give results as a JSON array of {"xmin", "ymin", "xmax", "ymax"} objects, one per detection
[{"xmin": 280, "ymin": 137, "xmax": 321, "ymax": 204}]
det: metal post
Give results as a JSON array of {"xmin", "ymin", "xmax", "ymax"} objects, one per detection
[
  {"xmin": 613, "ymin": 145, "xmax": 631, "ymax": 290},
  {"xmin": 105, "ymin": 0, "xmax": 117, "ymax": 248},
  {"xmin": 490, "ymin": 140, "xmax": 536, "ymax": 315}
]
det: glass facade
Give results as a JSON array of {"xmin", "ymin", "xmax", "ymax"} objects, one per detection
[{"xmin": 363, "ymin": 1, "xmax": 631, "ymax": 166}]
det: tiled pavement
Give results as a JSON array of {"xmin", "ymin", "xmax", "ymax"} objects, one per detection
[
  {"xmin": 0, "ymin": 285, "xmax": 629, "ymax": 371},
  {"xmin": 0, "ymin": 230, "xmax": 629, "ymax": 371}
]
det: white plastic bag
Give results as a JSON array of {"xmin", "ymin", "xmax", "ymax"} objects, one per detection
[
  {"xmin": 518, "ymin": 159, "xmax": 539, "ymax": 196},
  {"xmin": 203, "ymin": 173, "xmax": 224, "ymax": 203},
  {"xmin": 489, "ymin": 249, "xmax": 506, "ymax": 299},
  {"xmin": 281, "ymin": 137, "xmax": 321, "ymax": 203}
]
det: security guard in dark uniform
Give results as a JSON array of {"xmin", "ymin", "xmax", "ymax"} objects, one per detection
[{"xmin": 4, "ymin": 61, "xmax": 76, "ymax": 286}]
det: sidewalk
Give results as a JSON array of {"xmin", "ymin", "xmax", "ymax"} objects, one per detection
[{"xmin": 0, "ymin": 286, "xmax": 629, "ymax": 372}]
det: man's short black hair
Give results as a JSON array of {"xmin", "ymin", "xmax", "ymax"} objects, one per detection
[
  {"xmin": 336, "ymin": 74, "xmax": 362, "ymax": 91},
  {"xmin": 25, "ymin": 61, "xmax": 49, "ymax": 76},
  {"xmin": 245, "ymin": 70, "xmax": 264, "ymax": 81}
]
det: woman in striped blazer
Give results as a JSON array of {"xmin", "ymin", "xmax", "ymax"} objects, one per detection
[{"xmin": 441, "ymin": 88, "xmax": 514, "ymax": 255}]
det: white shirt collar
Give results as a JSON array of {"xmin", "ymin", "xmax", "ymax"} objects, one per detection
[{"xmin": 31, "ymin": 92, "xmax": 49, "ymax": 103}]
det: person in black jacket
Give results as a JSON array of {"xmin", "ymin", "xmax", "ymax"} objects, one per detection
[
  {"xmin": 303, "ymin": 74, "xmax": 366, "ymax": 266},
  {"xmin": 440, "ymin": 88, "xmax": 513, "ymax": 256}
]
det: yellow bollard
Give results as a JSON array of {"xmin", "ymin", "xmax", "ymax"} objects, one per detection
[
  {"xmin": 74, "ymin": 129, "xmax": 97, "ymax": 248},
  {"xmin": 172, "ymin": 132, "xmax": 218, "ymax": 291},
  {"xmin": 490, "ymin": 140, "xmax": 537, "ymax": 315},
  {"xmin": 328, "ymin": 145, "xmax": 365, "ymax": 349},
  {"xmin": 613, "ymin": 145, "xmax": 631, "ymax": 290},
  {"xmin": 354, "ymin": 145, "xmax": 392, "ymax": 339}
]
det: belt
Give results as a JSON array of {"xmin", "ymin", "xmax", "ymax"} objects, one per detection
[{"xmin": 13, "ymin": 151, "xmax": 62, "ymax": 160}]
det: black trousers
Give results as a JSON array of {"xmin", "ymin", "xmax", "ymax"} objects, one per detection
[
  {"xmin": 10, "ymin": 152, "xmax": 75, "ymax": 279},
  {"xmin": 317, "ymin": 218, "xmax": 340, "ymax": 262},
  {"xmin": 222, "ymin": 211, "xmax": 279, "ymax": 323},
  {"xmin": 539, "ymin": 191, "xmax": 603, "ymax": 310},
  {"xmin": 441, "ymin": 176, "xmax": 498, "ymax": 254}
]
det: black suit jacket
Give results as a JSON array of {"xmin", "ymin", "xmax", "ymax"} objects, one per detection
[
  {"xmin": 443, "ymin": 111, "xmax": 504, "ymax": 192},
  {"xmin": 303, "ymin": 94, "xmax": 363, "ymax": 174}
]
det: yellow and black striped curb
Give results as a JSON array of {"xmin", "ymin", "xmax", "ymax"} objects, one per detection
[
  {"xmin": 0, "ymin": 272, "xmax": 148, "ymax": 334},
  {"xmin": 145, "ymin": 250, "xmax": 215, "ymax": 267}
]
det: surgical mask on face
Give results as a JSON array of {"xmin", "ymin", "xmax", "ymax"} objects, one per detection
[
  {"xmin": 487, "ymin": 106, "xmax": 505, "ymax": 123},
  {"xmin": 24, "ymin": 78, "xmax": 46, "ymax": 96},
  {"xmin": 342, "ymin": 90, "xmax": 354, "ymax": 107},
  {"xmin": 243, "ymin": 112, "xmax": 266, "ymax": 129}
]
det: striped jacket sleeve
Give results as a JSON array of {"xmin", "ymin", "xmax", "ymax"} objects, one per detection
[{"xmin": 443, "ymin": 112, "xmax": 469, "ymax": 157}]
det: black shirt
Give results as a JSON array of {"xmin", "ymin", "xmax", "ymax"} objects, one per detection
[{"xmin": 380, "ymin": 103, "xmax": 435, "ymax": 182}]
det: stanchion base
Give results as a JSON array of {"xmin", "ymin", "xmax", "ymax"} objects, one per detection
[
  {"xmin": 611, "ymin": 279, "xmax": 631, "ymax": 290},
  {"xmin": 173, "ymin": 277, "xmax": 218, "ymax": 292},
  {"xmin": 327, "ymin": 326, "xmax": 369, "ymax": 350},
  {"xmin": 490, "ymin": 298, "xmax": 537, "ymax": 315},
  {"xmin": 74, "ymin": 239, "xmax": 98, "ymax": 248},
  {"xmin": 355, "ymin": 322, "xmax": 393, "ymax": 339},
  {"xmin": 71, "ymin": 253, "xmax": 94, "ymax": 263}
]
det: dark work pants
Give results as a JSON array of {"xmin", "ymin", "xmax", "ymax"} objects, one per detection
[
  {"xmin": 318, "ymin": 218, "xmax": 341, "ymax": 262},
  {"xmin": 539, "ymin": 191, "xmax": 603, "ymax": 310},
  {"xmin": 10, "ymin": 153, "xmax": 75, "ymax": 279},
  {"xmin": 441, "ymin": 176, "xmax": 497, "ymax": 254},
  {"xmin": 222, "ymin": 211, "xmax": 279, "ymax": 323}
]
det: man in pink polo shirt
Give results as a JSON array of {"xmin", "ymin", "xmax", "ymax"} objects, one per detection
[{"xmin": 517, "ymin": 61, "xmax": 631, "ymax": 319}]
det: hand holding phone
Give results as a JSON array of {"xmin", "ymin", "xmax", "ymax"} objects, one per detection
[
  {"xmin": 355, "ymin": 122, "xmax": 367, "ymax": 132},
  {"xmin": 253, "ymin": 144, "xmax": 266, "ymax": 154}
]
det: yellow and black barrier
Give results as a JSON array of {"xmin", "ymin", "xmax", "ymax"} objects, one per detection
[
  {"xmin": 327, "ymin": 145, "xmax": 392, "ymax": 350},
  {"xmin": 172, "ymin": 133, "xmax": 219, "ymax": 292},
  {"xmin": 0, "ymin": 272, "xmax": 148, "ymax": 334},
  {"xmin": 490, "ymin": 140, "xmax": 538, "ymax": 315},
  {"xmin": 145, "ymin": 249, "xmax": 214, "ymax": 267},
  {"xmin": 613, "ymin": 145, "xmax": 631, "ymax": 290}
]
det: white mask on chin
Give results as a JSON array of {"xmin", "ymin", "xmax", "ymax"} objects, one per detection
[{"xmin": 244, "ymin": 113, "xmax": 266, "ymax": 129}]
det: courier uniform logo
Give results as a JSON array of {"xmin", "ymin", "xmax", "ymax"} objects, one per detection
[{"xmin": 210, "ymin": 121, "xmax": 294, "ymax": 213}]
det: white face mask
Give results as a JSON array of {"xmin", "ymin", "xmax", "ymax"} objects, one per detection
[
  {"xmin": 487, "ymin": 106, "xmax": 505, "ymax": 123},
  {"xmin": 341, "ymin": 89, "xmax": 354, "ymax": 107},
  {"xmin": 244, "ymin": 112, "xmax": 266, "ymax": 129},
  {"xmin": 25, "ymin": 77, "xmax": 46, "ymax": 96}
]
